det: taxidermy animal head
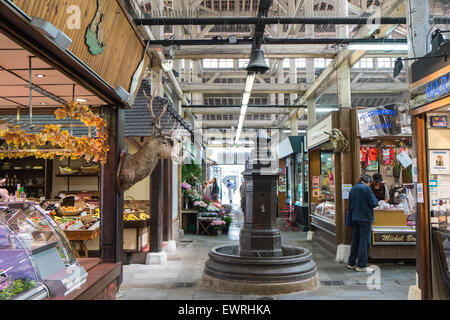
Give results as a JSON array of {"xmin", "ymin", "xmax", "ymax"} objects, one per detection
[
  {"xmin": 118, "ymin": 91, "xmax": 182, "ymax": 191},
  {"xmin": 324, "ymin": 129, "xmax": 348, "ymax": 152}
]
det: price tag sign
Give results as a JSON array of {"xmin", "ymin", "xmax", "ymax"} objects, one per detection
[
  {"xmin": 59, "ymin": 193, "xmax": 65, "ymax": 199},
  {"xmin": 312, "ymin": 176, "xmax": 320, "ymax": 188},
  {"xmin": 412, "ymin": 158, "xmax": 418, "ymax": 183},
  {"xmin": 417, "ymin": 183, "xmax": 424, "ymax": 203},
  {"xmin": 80, "ymin": 212, "xmax": 87, "ymax": 217}
]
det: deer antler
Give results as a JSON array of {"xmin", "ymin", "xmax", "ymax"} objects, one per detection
[{"xmin": 144, "ymin": 90, "xmax": 178, "ymax": 138}]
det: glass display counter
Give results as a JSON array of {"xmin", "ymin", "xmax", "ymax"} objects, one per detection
[
  {"xmin": 0, "ymin": 202, "xmax": 87, "ymax": 300},
  {"xmin": 313, "ymin": 201, "xmax": 336, "ymax": 223}
]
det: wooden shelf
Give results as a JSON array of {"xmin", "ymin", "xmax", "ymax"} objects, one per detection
[
  {"xmin": 56, "ymin": 174, "xmax": 99, "ymax": 177},
  {"xmin": 0, "ymin": 168, "xmax": 44, "ymax": 171},
  {"xmin": 4, "ymin": 184, "xmax": 44, "ymax": 189}
]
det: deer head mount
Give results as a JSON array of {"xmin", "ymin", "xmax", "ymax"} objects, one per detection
[
  {"xmin": 324, "ymin": 128, "xmax": 348, "ymax": 152},
  {"xmin": 118, "ymin": 91, "xmax": 182, "ymax": 192}
]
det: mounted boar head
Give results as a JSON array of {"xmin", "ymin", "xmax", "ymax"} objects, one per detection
[{"xmin": 118, "ymin": 91, "xmax": 182, "ymax": 191}]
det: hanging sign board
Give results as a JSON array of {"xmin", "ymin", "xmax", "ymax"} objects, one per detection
[
  {"xmin": 307, "ymin": 115, "xmax": 333, "ymax": 149},
  {"xmin": 357, "ymin": 105, "xmax": 402, "ymax": 138},
  {"xmin": 410, "ymin": 70, "xmax": 450, "ymax": 110}
]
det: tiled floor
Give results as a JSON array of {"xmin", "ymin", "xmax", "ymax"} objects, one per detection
[{"xmin": 116, "ymin": 231, "xmax": 416, "ymax": 300}]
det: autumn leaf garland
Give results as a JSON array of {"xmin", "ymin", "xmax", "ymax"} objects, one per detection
[{"xmin": 0, "ymin": 101, "xmax": 109, "ymax": 164}]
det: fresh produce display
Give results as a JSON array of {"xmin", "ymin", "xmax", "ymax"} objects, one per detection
[
  {"xmin": 59, "ymin": 206, "xmax": 82, "ymax": 215},
  {"xmin": 0, "ymin": 278, "xmax": 37, "ymax": 300},
  {"xmin": 51, "ymin": 214, "xmax": 100, "ymax": 231},
  {"xmin": 123, "ymin": 212, "xmax": 150, "ymax": 221}
]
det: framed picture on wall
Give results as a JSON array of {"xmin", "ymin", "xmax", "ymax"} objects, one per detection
[
  {"xmin": 430, "ymin": 150, "xmax": 450, "ymax": 174},
  {"xmin": 430, "ymin": 116, "xmax": 448, "ymax": 128}
]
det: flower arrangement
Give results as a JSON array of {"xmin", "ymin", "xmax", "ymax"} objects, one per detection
[
  {"xmin": 181, "ymin": 182, "xmax": 192, "ymax": 200},
  {"xmin": 193, "ymin": 200, "xmax": 208, "ymax": 212},
  {"xmin": 181, "ymin": 182, "xmax": 192, "ymax": 190},
  {"xmin": 206, "ymin": 204, "xmax": 220, "ymax": 212},
  {"xmin": 210, "ymin": 219, "xmax": 226, "ymax": 233}
]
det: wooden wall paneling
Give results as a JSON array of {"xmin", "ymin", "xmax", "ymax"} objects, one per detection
[
  {"xmin": 338, "ymin": 108, "xmax": 354, "ymax": 244},
  {"xmin": 100, "ymin": 107, "xmax": 124, "ymax": 265},
  {"xmin": 308, "ymin": 149, "xmax": 321, "ymax": 229},
  {"xmin": 12, "ymin": 0, "xmax": 150, "ymax": 93},
  {"xmin": 150, "ymin": 159, "xmax": 163, "ymax": 252},
  {"xmin": 334, "ymin": 144, "xmax": 343, "ymax": 245},
  {"xmin": 162, "ymin": 159, "xmax": 172, "ymax": 241},
  {"xmin": 413, "ymin": 114, "xmax": 432, "ymax": 300}
]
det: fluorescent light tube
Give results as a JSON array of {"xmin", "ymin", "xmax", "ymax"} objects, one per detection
[
  {"xmin": 347, "ymin": 42, "xmax": 408, "ymax": 51},
  {"xmin": 244, "ymin": 73, "xmax": 256, "ymax": 93}
]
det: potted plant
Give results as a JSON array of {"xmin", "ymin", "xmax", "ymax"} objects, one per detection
[
  {"xmin": 181, "ymin": 182, "xmax": 192, "ymax": 209},
  {"xmin": 210, "ymin": 219, "xmax": 226, "ymax": 236},
  {"xmin": 223, "ymin": 215, "xmax": 233, "ymax": 234}
]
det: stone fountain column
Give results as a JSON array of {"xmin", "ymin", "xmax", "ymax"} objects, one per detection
[
  {"xmin": 239, "ymin": 130, "xmax": 281, "ymax": 257},
  {"xmin": 202, "ymin": 130, "xmax": 318, "ymax": 295}
]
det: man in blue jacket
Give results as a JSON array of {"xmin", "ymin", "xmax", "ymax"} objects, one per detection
[{"xmin": 347, "ymin": 174, "xmax": 379, "ymax": 272}]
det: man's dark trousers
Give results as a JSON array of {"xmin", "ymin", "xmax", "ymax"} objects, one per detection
[{"xmin": 348, "ymin": 221, "xmax": 372, "ymax": 268}]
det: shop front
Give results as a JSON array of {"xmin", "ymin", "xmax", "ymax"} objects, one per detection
[
  {"xmin": 307, "ymin": 105, "xmax": 415, "ymax": 260},
  {"xmin": 307, "ymin": 111, "xmax": 352, "ymax": 254},
  {"xmin": 0, "ymin": 0, "xmax": 150, "ymax": 299},
  {"xmin": 278, "ymin": 136, "xmax": 308, "ymax": 230},
  {"xmin": 410, "ymin": 40, "xmax": 450, "ymax": 299},
  {"xmin": 355, "ymin": 104, "xmax": 416, "ymax": 259}
]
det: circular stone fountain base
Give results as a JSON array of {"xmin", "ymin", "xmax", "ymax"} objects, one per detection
[{"xmin": 202, "ymin": 244, "xmax": 318, "ymax": 295}]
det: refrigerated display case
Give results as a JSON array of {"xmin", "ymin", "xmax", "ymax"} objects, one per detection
[{"xmin": 0, "ymin": 202, "xmax": 87, "ymax": 299}]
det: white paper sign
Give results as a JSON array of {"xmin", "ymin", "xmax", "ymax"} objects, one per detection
[
  {"xmin": 342, "ymin": 184, "xmax": 352, "ymax": 200},
  {"xmin": 59, "ymin": 193, "xmax": 65, "ymax": 199},
  {"xmin": 39, "ymin": 197, "xmax": 45, "ymax": 202},
  {"xmin": 430, "ymin": 150, "xmax": 450, "ymax": 174},
  {"xmin": 437, "ymin": 175, "xmax": 450, "ymax": 198},
  {"xmin": 412, "ymin": 158, "xmax": 418, "ymax": 182},
  {"xmin": 397, "ymin": 151, "xmax": 412, "ymax": 168}
]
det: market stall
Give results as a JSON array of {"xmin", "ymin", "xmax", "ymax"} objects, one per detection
[
  {"xmin": 355, "ymin": 104, "xmax": 416, "ymax": 259},
  {"xmin": 0, "ymin": 0, "xmax": 151, "ymax": 299},
  {"xmin": 307, "ymin": 106, "xmax": 415, "ymax": 259},
  {"xmin": 277, "ymin": 136, "xmax": 308, "ymax": 231},
  {"xmin": 409, "ymin": 40, "xmax": 450, "ymax": 300},
  {"xmin": 307, "ymin": 111, "xmax": 351, "ymax": 254}
]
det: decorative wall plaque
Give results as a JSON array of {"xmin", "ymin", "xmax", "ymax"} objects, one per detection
[{"xmin": 85, "ymin": 0, "xmax": 106, "ymax": 55}]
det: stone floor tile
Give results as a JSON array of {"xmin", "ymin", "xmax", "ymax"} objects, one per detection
[{"xmin": 117, "ymin": 233, "xmax": 415, "ymax": 300}]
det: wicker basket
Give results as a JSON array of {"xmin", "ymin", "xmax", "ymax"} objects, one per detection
[
  {"xmin": 78, "ymin": 214, "xmax": 97, "ymax": 224},
  {"xmin": 58, "ymin": 194, "xmax": 83, "ymax": 216},
  {"xmin": 80, "ymin": 164, "xmax": 100, "ymax": 174},
  {"xmin": 124, "ymin": 196, "xmax": 145, "ymax": 217}
]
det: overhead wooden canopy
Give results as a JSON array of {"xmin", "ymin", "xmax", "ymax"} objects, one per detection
[{"xmin": 0, "ymin": 32, "xmax": 105, "ymax": 110}]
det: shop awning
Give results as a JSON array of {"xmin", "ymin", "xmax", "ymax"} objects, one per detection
[
  {"xmin": 278, "ymin": 136, "xmax": 303, "ymax": 159},
  {"xmin": 0, "ymin": 0, "xmax": 129, "ymax": 108}
]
